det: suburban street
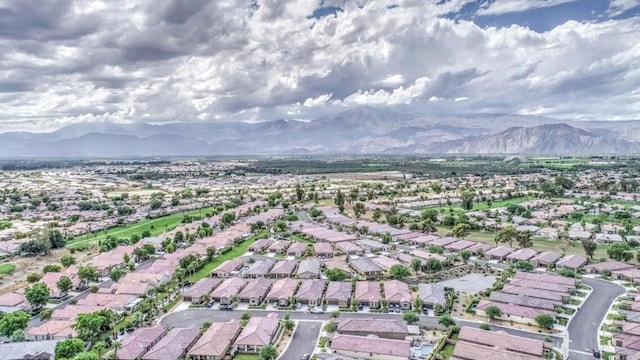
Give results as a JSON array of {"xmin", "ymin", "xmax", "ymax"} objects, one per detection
[
  {"xmin": 279, "ymin": 321, "xmax": 322, "ymax": 360},
  {"xmin": 155, "ymin": 262, "xmax": 637, "ymax": 359},
  {"xmin": 160, "ymin": 308, "xmax": 564, "ymax": 348},
  {"xmin": 567, "ymin": 277, "xmax": 625, "ymax": 360}
]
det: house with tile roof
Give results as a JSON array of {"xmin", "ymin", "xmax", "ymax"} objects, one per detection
[
  {"xmin": 234, "ymin": 313, "xmax": 282, "ymax": 353},
  {"xmin": 187, "ymin": 320, "xmax": 242, "ymax": 360},
  {"xmin": 142, "ymin": 326, "xmax": 201, "ymax": 360},
  {"xmin": 116, "ymin": 325, "xmax": 167, "ymax": 360}
]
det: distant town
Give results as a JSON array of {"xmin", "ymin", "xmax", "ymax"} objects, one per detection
[{"xmin": 0, "ymin": 156, "xmax": 639, "ymax": 360}]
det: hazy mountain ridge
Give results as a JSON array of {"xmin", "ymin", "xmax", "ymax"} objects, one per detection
[
  {"xmin": 434, "ymin": 124, "xmax": 640, "ymax": 154},
  {"xmin": 0, "ymin": 107, "xmax": 638, "ymax": 157}
]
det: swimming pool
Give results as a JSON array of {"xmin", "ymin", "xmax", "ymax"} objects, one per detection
[{"xmin": 413, "ymin": 344, "xmax": 434, "ymax": 358}]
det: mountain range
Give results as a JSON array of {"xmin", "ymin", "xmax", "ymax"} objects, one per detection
[{"xmin": 1, "ymin": 107, "xmax": 639, "ymax": 157}]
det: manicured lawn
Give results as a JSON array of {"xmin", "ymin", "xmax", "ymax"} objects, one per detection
[
  {"xmin": 187, "ymin": 230, "xmax": 269, "ymax": 282},
  {"xmin": 438, "ymin": 343, "xmax": 455, "ymax": 359},
  {"xmin": 0, "ymin": 263, "xmax": 16, "ymax": 275},
  {"xmin": 163, "ymin": 294, "xmax": 183, "ymax": 312},
  {"xmin": 289, "ymin": 233, "xmax": 314, "ymax": 245},
  {"xmin": 67, "ymin": 206, "xmax": 217, "ymax": 248},
  {"xmin": 234, "ymin": 354, "xmax": 259, "ymax": 360}
]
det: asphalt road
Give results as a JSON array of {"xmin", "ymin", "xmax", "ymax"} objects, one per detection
[
  {"xmin": 567, "ymin": 278, "xmax": 625, "ymax": 360},
  {"xmin": 279, "ymin": 321, "xmax": 322, "ymax": 360},
  {"xmin": 160, "ymin": 308, "xmax": 563, "ymax": 348}
]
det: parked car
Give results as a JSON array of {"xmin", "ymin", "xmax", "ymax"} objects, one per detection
[
  {"xmin": 302, "ymin": 354, "xmax": 310, "ymax": 360},
  {"xmin": 310, "ymin": 307, "xmax": 324, "ymax": 314}
]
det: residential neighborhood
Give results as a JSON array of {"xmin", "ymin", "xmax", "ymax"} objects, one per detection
[{"xmin": 0, "ymin": 159, "xmax": 640, "ymax": 360}]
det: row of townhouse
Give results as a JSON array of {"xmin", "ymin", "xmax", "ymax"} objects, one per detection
[
  {"xmin": 116, "ymin": 313, "xmax": 283, "ymax": 360},
  {"xmin": 476, "ymin": 271, "xmax": 577, "ymax": 326}
]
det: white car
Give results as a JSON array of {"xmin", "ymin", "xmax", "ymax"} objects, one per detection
[{"xmin": 310, "ymin": 307, "xmax": 324, "ymax": 314}]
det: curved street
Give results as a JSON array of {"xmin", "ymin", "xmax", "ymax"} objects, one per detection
[
  {"xmin": 567, "ymin": 277, "xmax": 625, "ymax": 360},
  {"xmin": 160, "ymin": 276, "xmax": 628, "ymax": 359},
  {"xmin": 279, "ymin": 321, "xmax": 322, "ymax": 360}
]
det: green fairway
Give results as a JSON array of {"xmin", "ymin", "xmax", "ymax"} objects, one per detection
[
  {"xmin": 187, "ymin": 229, "xmax": 269, "ymax": 282},
  {"xmin": 67, "ymin": 206, "xmax": 217, "ymax": 248},
  {"xmin": 423, "ymin": 195, "xmax": 538, "ymax": 213},
  {"xmin": 0, "ymin": 263, "xmax": 16, "ymax": 275}
]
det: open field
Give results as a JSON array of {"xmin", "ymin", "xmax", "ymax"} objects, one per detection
[
  {"xmin": 187, "ymin": 229, "xmax": 269, "ymax": 283},
  {"xmin": 67, "ymin": 206, "xmax": 217, "ymax": 248}
]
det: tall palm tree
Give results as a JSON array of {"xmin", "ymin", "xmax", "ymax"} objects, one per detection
[{"xmin": 111, "ymin": 341, "xmax": 121, "ymax": 360}]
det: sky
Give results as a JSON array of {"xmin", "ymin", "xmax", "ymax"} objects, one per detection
[{"xmin": 0, "ymin": 0, "xmax": 639, "ymax": 132}]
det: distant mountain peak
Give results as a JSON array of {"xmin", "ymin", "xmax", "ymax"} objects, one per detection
[
  {"xmin": 440, "ymin": 122, "xmax": 637, "ymax": 155},
  {"xmin": 0, "ymin": 108, "xmax": 638, "ymax": 157}
]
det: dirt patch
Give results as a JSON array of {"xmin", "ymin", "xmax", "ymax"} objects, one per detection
[
  {"xmin": 0, "ymin": 247, "xmax": 97, "ymax": 295},
  {"xmin": 276, "ymin": 330, "xmax": 294, "ymax": 355},
  {"xmin": 437, "ymin": 273, "xmax": 497, "ymax": 294}
]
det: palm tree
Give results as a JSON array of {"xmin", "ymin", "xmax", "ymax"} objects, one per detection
[
  {"xmin": 485, "ymin": 306, "xmax": 502, "ymax": 322},
  {"xmin": 259, "ymin": 344, "xmax": 278, "ymax": 360},
  {"xmin": 92, "ymin": 341, "xmax": 107, "ymax": 359},
  {"xmin": 110, "ymin": 341, "xmax": 121, "ymax": 360},
  {"xmin": 131, "ymin": 311, "xmax": 144, "ymax": 328},
  {"xmin": 283, "ymin": 319, "xmax": 295, "ymax": 332}
]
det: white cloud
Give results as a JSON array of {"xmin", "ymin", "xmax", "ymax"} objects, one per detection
[
  {"xmin": 477, "ymin": 0, "xmax": 579, "ymax": 16},
  {"xmin": 341, "ymin": 76, "xmax": 431, "ymax": 105},
  {"xmin": 0, "ymin": 0, "xmax": 638, "ymax": 132},
  {"xmin": 608, "ymin": 0, "xmax": 640, "ymax": 17},
  {"xmin": 373, "ymin": 74, "xmax": 405, "ymax": 87},
  {"xmin": 303, "ymin": 93, "xmax": 333, "ymax": 107}
]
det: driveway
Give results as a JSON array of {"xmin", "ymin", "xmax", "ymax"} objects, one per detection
[
  {"xmin": 279, "ymin": 321, "xmax": 322, "ymax": 360},
  {"xmin": 568, "ymin": 278, "xmax": 625, "ymax": 360}
]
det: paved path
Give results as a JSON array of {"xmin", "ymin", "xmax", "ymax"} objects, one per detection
[
  {"xmin": 567, "ymin": 278, "xmax": 625, "ymax": 360},
  {"xmin": 296, "ymin": 211, "xmax": 312, "ymax": 222},
  {"xmin": 279, "ymin": 321, "xmax": 322, "ymax": 360}
]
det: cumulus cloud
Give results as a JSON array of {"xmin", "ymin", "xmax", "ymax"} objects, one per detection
[
  {"xmin": 303, "ymin": 93, "xmax": 333, "ymax": 107},
  {"xmin": 477, "ymin": 0, "xmax": 579, "ymax": 16},
  {"xmin": 0, "ymin": 0, "xmax": 638, "ymax": 132}
]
